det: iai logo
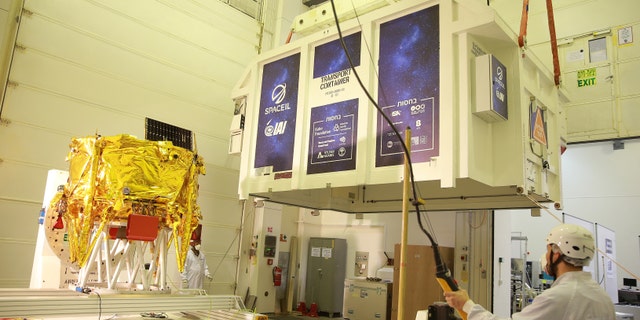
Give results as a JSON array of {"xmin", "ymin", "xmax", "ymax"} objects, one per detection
[
  {"xmin": 264, "ymin": 119, "xmax": 287, "ymax": 137},
  {"xmin": 272, "ymin": 83, "xmax": 286, "ymax": 104},
  {"xmin": 497, "ymin": 66, "xmax": 503, "ymax": 81}
]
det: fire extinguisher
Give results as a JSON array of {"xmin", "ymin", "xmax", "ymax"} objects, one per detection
[{"xmin": 272, "ymin": 266, "xmax": 282, "ymax": 287}]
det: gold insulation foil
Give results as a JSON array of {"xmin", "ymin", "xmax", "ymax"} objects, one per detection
[{"xmin": 51, "ymin": 134, "xmax": 205, "ymax": 272}]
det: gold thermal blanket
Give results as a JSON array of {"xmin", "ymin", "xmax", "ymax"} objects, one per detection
[{"xmin": 49, "ymin": 134, "xmax": 205, "ymax": 272}]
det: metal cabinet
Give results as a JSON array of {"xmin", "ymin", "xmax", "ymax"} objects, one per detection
[{"xmin": 305, "ymin": 237, "xmax": 347, "ymax": 317}]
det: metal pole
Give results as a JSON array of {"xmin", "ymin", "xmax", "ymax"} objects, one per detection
[{"xmin": 398, "ymin": 128, "xmax": 411, "ymax": 320}]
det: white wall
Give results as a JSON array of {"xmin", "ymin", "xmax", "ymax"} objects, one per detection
[
  {"xmin": 490, "ymin": 0, "xmax": 640, "ymax": 142},
  {"xmin": 0, "ymin": 0, "xmax": 259, "ymax": 292},
  {"xmin": 493, "ymin": 210, "xmax": 513, "ymax": 317},
  {"xmin": 483, "ymin": 138, "xmax": 640, "ymax": 315},
  {"xmin": 490, "ymin": 0, "xmax": 640, "ymax": 71},
  {"xmin": 510, "ymin": 139, "xmax": 640, "ymax": 294},
  {"xmin": 562, "ymin": 140, "xmax": 640, "ymax": 287}
]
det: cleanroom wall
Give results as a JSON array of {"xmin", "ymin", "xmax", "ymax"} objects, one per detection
[
  {"xmin": 511, "ymin": 140, "xmax": 640, "ymax": 295},
  {"xmin": 0, "ymin": 0, "xmax": 261, "ymax": 292},
  {"xmin": 490, "ymin": 0, "xmax": 640, "ymax": 143},
  {"xmin": 489, "ymin": 0, "xmax": 640, "ymax": 302}
]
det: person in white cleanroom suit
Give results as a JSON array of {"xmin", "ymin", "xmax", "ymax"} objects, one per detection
[
  {"xmin": 445, "ymin": 223, "xmax": 615, "ymax": 320},
  {"xmin": 181, "ymin": 240, "xmax": 212, "ymax": 289}
]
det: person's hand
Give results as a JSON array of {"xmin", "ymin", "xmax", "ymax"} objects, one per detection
[
  {"xmin": 206, "ymin": 274, "xmax": 213, "ymax": 281},
  {"xmin": 444, "ymin": 289, "xmax": 470, "ymax": 311}
]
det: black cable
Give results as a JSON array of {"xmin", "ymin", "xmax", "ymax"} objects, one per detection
[
  {"xmin": 94, "ymin": 290, "xmax": 102, "ymax": 320},
  {"xmin": 0, "ymin": 3, "xmax": 24, "ymax": 119},
  {"xmin": 598, "ymin": 257, "xmax": 606, "ymax": 285},
  {"xmin": 347, "ymin": 1, "xmax": 389, "ymax": 107},
  {"xmin": 209, "ymin": 229, "xmax": 240, "ymax": 282},
  {"xmin": 348, "ymin": 1, "xmax": 438, "ymax": 244},
  {"xmin": 329, "ymin": 0, "xmax": 455, "ymax": 287},
  {"xmin": 328, "ymin": 0, "xmax": 436, "ymax": 247},
  {"xmin": 528, "ymin": 100, "xmax": 545, "ymax": 160},
  {"xmin": 328, "ymin": 0, "xmax": 415, "ymax": 183}
]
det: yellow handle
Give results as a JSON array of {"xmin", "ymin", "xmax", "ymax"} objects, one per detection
[{"xmin": 436, "ymin": 278, "xmax": 468, "ymax": 320}]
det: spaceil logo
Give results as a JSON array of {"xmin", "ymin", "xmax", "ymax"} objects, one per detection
[
  {"xmin": 263, "ymin": 83, "xmax": 289, "ymax": 137},
  {"xmin": 495, "ymin": 66, "xmax": 506, "ymax": 102},
  {"xmin": 272, "ymin": 83, "xmax": 286, "ymax": 104}
]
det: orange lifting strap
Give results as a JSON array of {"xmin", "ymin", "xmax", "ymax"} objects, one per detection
[
  {"xmin": 518, "ymin": 0, "xmax": 529, "ymax": 48},
  {"xmin": 518, "ymin": 0, "xmax": 561, "ymax": 86}
]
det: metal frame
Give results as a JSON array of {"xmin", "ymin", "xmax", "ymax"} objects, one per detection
[
  {"xmin": 0, "ymin": 289, "xmax": 261, "ymax": 319},
  {"xmin": 77, "ymin": 226, "xmax": 172, "ymax": 291}
]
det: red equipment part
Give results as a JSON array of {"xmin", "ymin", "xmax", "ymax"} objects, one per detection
[{"xmin": 272, "ymin": 266, "xmax": 282, "ymax": 286}]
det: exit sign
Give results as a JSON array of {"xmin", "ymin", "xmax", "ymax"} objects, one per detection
[{"xmin": 577, "ymin": 68, "xmax": 596, "ymax": 87}]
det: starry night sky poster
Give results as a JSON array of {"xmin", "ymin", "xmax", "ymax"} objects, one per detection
[
  {"xmin": 310, "ymin": 32, "xmax": 362, "ymax": 103},
  {"xmin": 304, "ymin": 32, "xmax": 362, "ymax": 174},
  {"xmin": 307, "ymin": 99, "xmax": 358, "ymax": 174},
  {"xmin": 254, "ymin": 53, "xmax": 301, "ymax": 172},
  {"xmin": 376, "ymin": 6, "xmax": 440, "ymax": 167},
  {"xmin": 313, "ymin": 32, "xmax": 361, "ymax": 78}
]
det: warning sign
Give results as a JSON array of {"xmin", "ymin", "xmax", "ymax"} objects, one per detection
[
  {"xmin": 531, "ymin": 107, "xmax": 547, "ymax": 146},
  {"xmin": 577, "ymin": 68, "xmax": 596, "ymax": 87},
  {"xmin": 617, "ymin": 26, "xmax": 633, "ymax": 46}
]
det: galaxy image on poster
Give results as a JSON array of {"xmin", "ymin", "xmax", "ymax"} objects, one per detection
[
  {"xmin": 313, "ymin": 32, "xmax": 361, "ymax": 78},
  {"xmin": 307, "ymin": 99, "xmax": 358, "ymax": 174},
  {"xmin": 254, "ymin": 53, "xmax": 301, "ymax": 172},
  {"xmin": 376, "ymin": 6, "xmax": 439, "ymax": 167}
]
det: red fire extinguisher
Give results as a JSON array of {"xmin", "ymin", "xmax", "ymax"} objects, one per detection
[{"xmin": 272, "ymin": 266, "xmax": 282, "ymax": 286}]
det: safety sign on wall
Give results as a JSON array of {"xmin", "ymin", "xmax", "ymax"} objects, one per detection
[
  {"xmin": 530, "ymin": 105, "xmax": 548, "ymax": 146},
  {"xmin": 617, "ymin": 26, "xmax": 633, "ymax": 46},
  {"xmin": 577, "ymin": 68, "xmax": 596, "ymax": 88}
]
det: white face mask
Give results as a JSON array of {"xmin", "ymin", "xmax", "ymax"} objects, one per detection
[{"xmin": 194, "ymin": 244, "xmax": 201, "ymax": 251}]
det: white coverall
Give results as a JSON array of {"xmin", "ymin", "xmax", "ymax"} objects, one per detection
[
  {"xmin": 181, "ymin": 249, "xmax": 211, "ymax": 289},
  {"xmin": 462, "ymin": 271, "xmax": 615, "ymax": 320}
]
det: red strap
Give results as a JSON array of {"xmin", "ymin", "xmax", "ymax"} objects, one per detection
[
  {"xmin": 518, "ymin": 0, "xmax": 529, "ymax": 48},
  {"xmin": 286, "ymin": 29, "xmax": 294, "ymax": 44},
  {"xmin": 546, "ymin": 0, "xmax": 561, "ymax": 85}
]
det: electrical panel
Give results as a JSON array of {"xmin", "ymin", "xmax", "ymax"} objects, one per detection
[
  {"xmin": 354, "ymin": 251, "xmax": 369, "ymax": 277},
  {"xmin": 264, "ymin": 235, "xmax": 276, "ymax": 258},
  {"xmin": 475, "ymin": 54, "xmax": 508, "ymax": 122}
]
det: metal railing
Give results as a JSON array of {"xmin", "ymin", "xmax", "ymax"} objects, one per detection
[{"xmin": 0, "ymin": 289, "xmax": 259, "ymax": 319}]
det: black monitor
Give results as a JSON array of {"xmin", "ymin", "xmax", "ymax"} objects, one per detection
[{"xmin": 623, "ymin": 278, "xmax": 637, "ymax": 288}]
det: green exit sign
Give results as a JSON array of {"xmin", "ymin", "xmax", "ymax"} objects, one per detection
[{"xmin": 577, "ymin": 68, "xmax": 596, "ymax": 87}]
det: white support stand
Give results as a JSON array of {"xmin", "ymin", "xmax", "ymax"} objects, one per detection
[{"xmin": 76, "ymin": 226, "xmax": 171, "ymax": 292}]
